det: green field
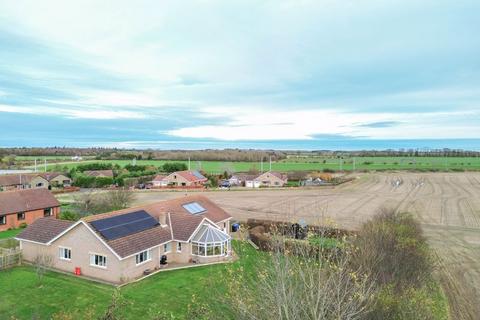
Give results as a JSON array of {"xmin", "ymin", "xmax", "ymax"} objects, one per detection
[
  {"xmin": 27, "ymin": 156, "xmax": 480, "ymax": 173},
  {"xmin": 0, "ymin": 242, "xmax": 254, "ymax": 319}
]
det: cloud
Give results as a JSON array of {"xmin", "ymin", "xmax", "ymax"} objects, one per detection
[{"xmin": 355, "ymin": 121, "xmax": 401, "ymax": 128}]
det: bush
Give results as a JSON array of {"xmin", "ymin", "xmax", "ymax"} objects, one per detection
[
  {"xmin": 76, "ymin": 163, "xmax": 113, "ymax": 172},
  {"xmin": 59, "ymin": 211, "xmax": 80, "ymax": 221},
  {"xmin": 353, "ymin": 208, "xmax": 433, "ymax": 290},
  {"xmin": 161, "ymin": 162, "xmax": 187, "ymax": 172},
  {"xmin": 19, "ymin": 222, "xmax": 27, "ymax": 229}
]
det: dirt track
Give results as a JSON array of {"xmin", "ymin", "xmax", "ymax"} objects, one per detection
[{"xmin": 132, "ymin": 172, "xmax": 480, "ymax": 319}]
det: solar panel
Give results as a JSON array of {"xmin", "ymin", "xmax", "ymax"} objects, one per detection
[
  {"xmin": 90, "ymin": 210, "xmax": 159, "ymax": 240},
  {"xmin": 182, "ymin": 202, "xmax": 206, "ymax": 215},
  {"xmin": 192, "ymin": 171, "xmax": 205, "ymax": 179}
]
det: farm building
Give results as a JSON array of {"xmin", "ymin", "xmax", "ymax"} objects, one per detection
[
  {"xmin": 83, "ymin": 170, "xmax": 114, "ymax": 178},
  {"xmin": 16, "ymin": 195, "xmax": 232, "ymax": 284},
  {"xmin": 0, "ymin": 174, "xmax": 49, "ymax": 191},
  {"xmin": 161, "ymin": 170, "xmax": 208, "ymax": 187},
  {"xmin": 254, "ymin": 171, "xmax": 288, "ymax": 187},
  {"xmin": 0, "ymin": 188, "xmax": 60, "ymax": 232}
]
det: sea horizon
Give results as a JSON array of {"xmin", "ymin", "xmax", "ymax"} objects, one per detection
[{"xmin": 2, "ymin": 138, "xmax": 480, "ymax": 152}]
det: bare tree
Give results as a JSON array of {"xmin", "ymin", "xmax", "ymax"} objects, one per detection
[
  {"xmin": 73, "ymin": 189, "xmax": 136, "ymax": 216},
  {"xmin": 223, "ymin": 229, "xmax": 374, "ymax": 320},
  {"xmin": 33, "ymin": 253, "xmax": 53, "ymax": 286}
]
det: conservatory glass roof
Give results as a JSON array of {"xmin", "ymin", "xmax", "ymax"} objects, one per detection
[{"xmin": 192, "ymin": 224, "xmax": 230, "ymax": 243}]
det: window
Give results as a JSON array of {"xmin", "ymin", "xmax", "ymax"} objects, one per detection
[
  {"xmin": 59, "ymin": 247, "xmax": 71, "ymax": 260},
  {"xmin": 135, "ymin": 250, "xmax": 151, "ymax": 265},
  {"xmin": 17, "ymin": 212, "xmax": 25, "ymax": 221},
  {"xmin": 36, "ymin": 182, "xmax": 44, "ymax": 187},
  {"xmin": 163, "ymin": 242, "xmax": 171, "ymax": 253},
  {"xmin": 177, "ymin": 242, "xmax": 182, "ymax": 252},
  {"xmin": 90, "ymin": 254, "xmax": 107, "ymax": 268},
  {"xmin": 0, "ymin": 216, "xmax": 6, "ymax": 225},
  {"xmin": 44, "ymin": 208, "xmax": 53, "ymax": 217}
]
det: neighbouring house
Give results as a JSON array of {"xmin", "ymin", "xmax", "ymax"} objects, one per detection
[
  {"xmin": 0, "ymin": 188, "xmax": 60, "ymax": 232},
  {"xmin": 0, "ymin": 174, "xmax": 49, "ymax": 191},
  {"xmin": 228, "ymin": 174, "xmax": 257, "ymax": 187},
  {"xmin": 16, "ymin": 195, "xmax": 232, "ymax": 284},
  {"xmin": 151, "ymin": 174, "xmax": 168, "ymax": 187},
  {"xmin": 39, "ymin": 172, "xmax": 72, "ymax": 188},
  {"xmin": 300, "ymin": 177, "xmax": 325, "ymax": 186},
  {"xmin": 83, "ymin": 170, "xmax": 114, "ymax": 178},
  {"xmin": 161, "ymin": 170, "xmax": 208, "ymax": 187},
  {"xmin": 254, "ymin": 171, "xmax": 288, "ymax": 187}
]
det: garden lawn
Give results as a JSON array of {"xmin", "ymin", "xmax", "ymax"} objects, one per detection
[
  {"xmin": 0, "ymin": 242, "xmax": 258, "ymax": 320},
  {"xmin": 0, "ymin": 228, "xmax": 22, "ymax": 240}
]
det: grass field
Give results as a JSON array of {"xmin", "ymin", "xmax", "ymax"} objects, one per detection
[
  {"xmin": 25, "ymin": 156, "xmax": 480, "ymax": 174},
  {"xmin": 0, "ymin": 242, "xmax": 254, "ymax": 319},
  {"xmin": 0, "ymin": 228, "xmax": 22, "ymax": 240}
]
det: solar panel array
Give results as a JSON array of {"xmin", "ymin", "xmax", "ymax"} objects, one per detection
[
  {"xmin": 192, "ymin": 171, "xmax": 205, "ymax": 179},
  {"xmin": 90, "ymin": 210, "xmax": 159, "ymax": 240},
  {"xmin": 182, "ymin": 202, "xmax": 206, "ymax": 215}
]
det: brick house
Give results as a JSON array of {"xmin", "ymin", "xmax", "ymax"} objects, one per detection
[
  {"xmin": 254, "ymin": 171, "xmax": 288, "ymax": 187},
  {"xmin": 0, "ymin": 188, "xmax": 60, "ymax": 232},
  {"xmin": 16, "ymin": 195, "xmax": 232, "ymax": 284},
  {"xmin": 161, "ymin": 170, "xmax": 208, "ymax": 187},
  {"xmin": 0, "ymin": 174, "xmax": 49, "ymax": 191}
]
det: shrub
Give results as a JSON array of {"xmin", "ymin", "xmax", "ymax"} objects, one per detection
[
  {"xmin": 60, "ymin": 211, "xmax": 80, "ymax": 221},
  {"xmin": 19, "ymin": 222, "xmax": 28, "ymax": 229},
  {"xmin": 353, "ymin": 208, "xmax": 433, "ymax": 291},
  {"xmin": 161, "ymin": 162, "xmax": 187, "ymax": 172}
]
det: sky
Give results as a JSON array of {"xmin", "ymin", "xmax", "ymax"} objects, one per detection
[{"xmin": 0, "ymin": 0, "xmax": 479, "ymax": 149}]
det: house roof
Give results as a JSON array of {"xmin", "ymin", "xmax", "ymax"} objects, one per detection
[
  {"xmin": 230, "ymin": 174, "xmax": 257, "ymax": 181},
  {"xmin": 0, "ymin": 188, "xmax": 60, "ymax": 216},
  {"xmin": 255, "ymin": 171, "xmax": 288, "ymax": 181},
  {"xmin": 0, "ymin": 174, "xmax": 47, "ymax": 187},
  {"xmin": 151, "ymin": 174, "xmax": 167, "ymax": 182},
  {"xmin": 38, "ymin": 172, "xmax": 71, "ymax": 181},
  {"xmin": 16, "ymin": 217, "xmax": 74, "ymax": 243},
  {"xmin": 83, "ymin": 195, "xmax": 231, "ymax": 258},
  {"xmin": 174, "ymin": 170, "xmax": 207, "ymax": 182},
  {"xmin": 83, "ymin": 170, "xmax": 114, "ymax": 177}
]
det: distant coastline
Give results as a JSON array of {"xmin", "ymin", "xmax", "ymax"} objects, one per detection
[{"xmin": 1, "ymin": 138, "xmax": 480, "ymax": 152}]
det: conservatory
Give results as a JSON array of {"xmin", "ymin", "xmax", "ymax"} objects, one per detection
[{"xmin": 191, "ymin": 223, "xmax": 231, "ymax": 257}]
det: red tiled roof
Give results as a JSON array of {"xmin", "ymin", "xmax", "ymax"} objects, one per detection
[
  {"xmin": 16, "ymin": 217, "xmax": 74, "ymax": 244},
  {"xmin": 152, "ymin": 174, "xmax": 167, "ymax": 181},
  {"xmin": 83, "ymin": 195, "xmax": 231, "ymax": 258},
  {"xmin": 0, "ymin": 174, "xmax": 46, "ymax": 187},
  {"xmin": 0, "ymin": 188, "xmax": 60, "ymax": 216},
  {"xmin": 175, "ymin": 170, "xmax": 207, "ymax": 182}
]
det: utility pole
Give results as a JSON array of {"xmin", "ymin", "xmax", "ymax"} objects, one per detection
[
  {"xmin": 260, "ymin": 157, "xmax": 264, "ymax": 173},
  {"xmin": 188, "ymin": 157, "xmax": 191, "ymax": 170},
  {"xmin": 269, "ymin": 156, "xmax": 272, "ymax": 171},
  {"xmin": 353, "ymin": 157, "xmax": 356, "ymax": 171},
  {"xmin": 44, "ymin": 159, "xmax": 47, "ymax": 172},
  {"xmin": 34, "ymin": 159, "xmax": 37, "ymax": 172}
]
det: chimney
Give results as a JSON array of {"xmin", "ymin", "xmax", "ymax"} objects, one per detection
[{"xmin": 158, "ymin": 213, "xmax": 168, "ymax": 227}]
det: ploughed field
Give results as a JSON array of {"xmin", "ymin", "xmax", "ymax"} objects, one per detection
[{"xmin": 133, "ymin": 172, "xmax": 480, "ymax": 320}]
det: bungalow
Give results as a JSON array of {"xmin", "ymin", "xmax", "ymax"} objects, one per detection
[
  {"xmin": 228, "ymin": 174, "xmax": 257, "ymax": 187},
  {"xmin": 83, "ymin": 170, "xmax": 114, "ymax": 178},
  {"xmin": 254, "ymin": 171, "xmax": 288, "ymax": 187},
  {"xmin": 0, "ymin": 188, "xmax": 60, "ymax": 232},
  {"xmin": 16, "ymin": 195, "xmax": 232, "ymax": 284},
  {"xmin": 39, "ymin": 172, "xmax": 72, "ymax": 188},
  {"xmin": 0, "ymin": 174, "xmax": 49, "ymax": 191},
  {"xmin": 161, "ymin": 170, "xmax": 208, "ymax": 187}
]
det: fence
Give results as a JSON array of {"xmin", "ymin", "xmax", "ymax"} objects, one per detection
[{"xmin": 0, "ymin": 247, "xmax": 22, "ymax": 270}]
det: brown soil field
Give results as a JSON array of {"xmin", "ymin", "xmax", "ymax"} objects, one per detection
[{"xmin": 132, "ymin": 172, "xmax": 480, "ymax": 320}]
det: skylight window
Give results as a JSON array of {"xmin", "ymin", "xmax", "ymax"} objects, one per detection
[{"xmin": 182, "ymin": 202, "xmax": 206, "ymax": 215}]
